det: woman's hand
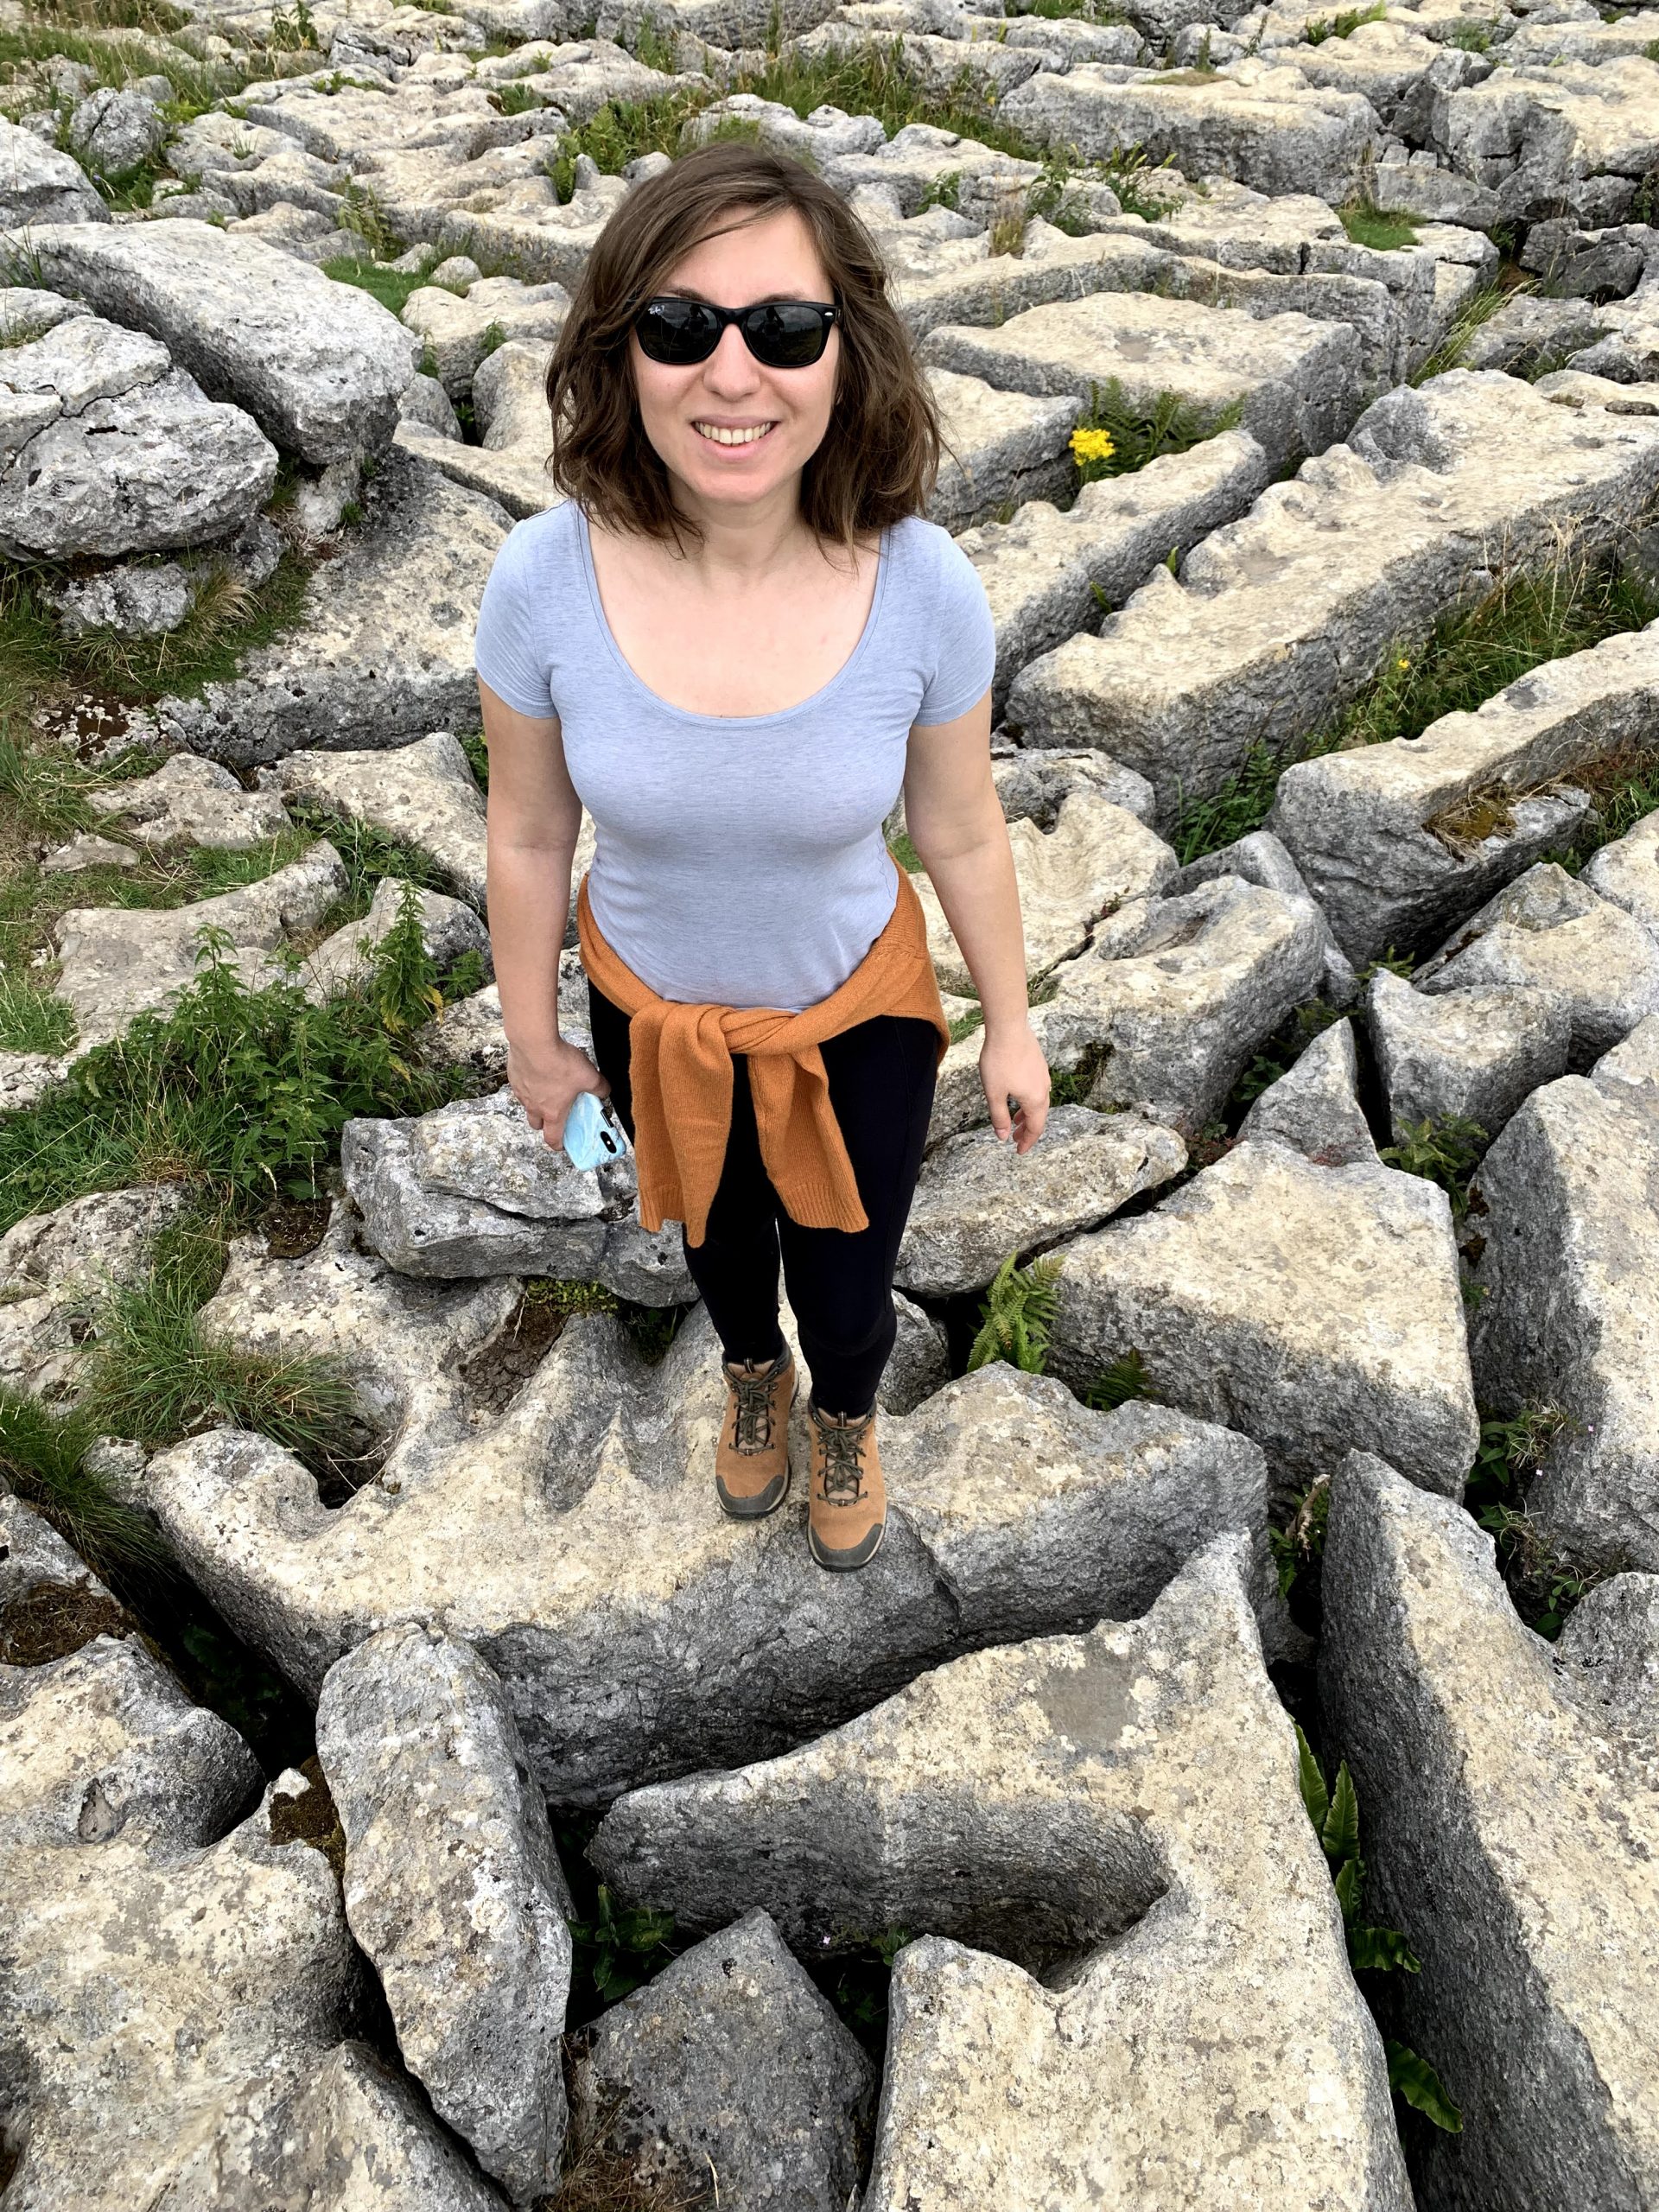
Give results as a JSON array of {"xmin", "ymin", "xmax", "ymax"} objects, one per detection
[
  {"xmin": 507, "ymin": 1035, "xmax": 609, "ymax": 1151},
  {"xmin": 980, "ymin": 1020, "xmax": 1051, "ymax": 1155}
]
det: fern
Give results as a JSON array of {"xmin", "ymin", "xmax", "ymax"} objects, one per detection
[
  {"xmin": 966, "ymin": 1251, "xmax": 1064, "ymax": 1375},
  {"xmin": 1086, "ymin": 1348, "xmax": 1154, "ymax": 1410}
]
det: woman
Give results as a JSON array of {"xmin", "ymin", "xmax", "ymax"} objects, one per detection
[{"xmin": 473, "ymin": 139, "xmax": 1050, "ymax": 1574}]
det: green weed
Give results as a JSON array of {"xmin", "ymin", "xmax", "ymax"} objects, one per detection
[
  {"xmin": 0, "ymin": 969, "xmax": 77, "ymax": 1052},
  {"xmin": 1028, "ymin": 142, "xmax": 1181, "ymax": 227},
  {"xmin": 1411, "ymin": 276, "xmax": 1521, "ymax": 383},
  {"xmin": 1465, "ymin": 1406, "xmax": 1602, "ymax": 1637},
  {"xmin": 1379, "ymin": 1114, "xmax": 1488, "ymax": 1217},
  {"xmin": 967, "ymin": 1250, "xmax": 1064, "ymax": 1374},
  {"xmin": 1441, "ymin": 17, "xmax": 1493, "ymax": 49},
  {"xmin": 1294, "ymin": 1724, "xmax": 1463, "ymax": 2132},
  {"xmin": 1071, "ymin": 377, "xmax": 1242, "ymax": 484},
  {"xmin": 1303, "ymin": 1, "xmax": 1385, "ymax": 40},
  {"xmin": 1085, "ymin": 1347, "xmax": 1154, "ymax": 1410},
  {"xmin": 887, "ymin": 828, "xmax": 924, "ymax": 873},
  {"xmin": 1020, "ymin": 0, "xmax": 1126, "ymax": 16},
  {"xmin": 547, "ymin": 87, "xmax": 715, "ymax": 195},
  {"xmin": 567, "ymin": 1882, "xmax": 679, "ymax": 2007},
  {"xmin": 1270, "ymin": 1471, "xmax": 1331, "ymax": 1599},
  {"xmin": 1338, "ymin": 199, "xmax": 1420, "ymax": 251},
  {"xmin": 334, "ymin": 177, "xmax": 404, "ymax": 259},
  {"xmin": 324, "ymin": 251, "xmax": 440, "ymax": 315}
]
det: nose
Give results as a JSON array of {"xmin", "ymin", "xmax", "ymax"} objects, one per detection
[{"xmin": 701, "ymin": 319, "xmax": 760, "ymax": 396}]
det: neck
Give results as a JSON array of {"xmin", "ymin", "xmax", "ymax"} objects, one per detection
[{"xmin": 659, "ymin": 469, "xmax": 816, "ymax": 582}]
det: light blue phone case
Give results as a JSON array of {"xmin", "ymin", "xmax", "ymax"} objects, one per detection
[{"xmin": 563, "ymin": 1089, "xmax": 632, "ymax": 1171}]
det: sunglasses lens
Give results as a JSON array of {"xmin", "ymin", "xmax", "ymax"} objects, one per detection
[
  {"xmin": 635, "ymin": 298, "xmax": 720, "ymax": 364},
  {"xmin": 745, "ymin": 302, "xmax": 832, "ymax": 366}
]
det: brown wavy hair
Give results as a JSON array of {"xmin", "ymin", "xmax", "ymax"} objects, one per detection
[{"xmin": 544, "ymin": 139, "xmax": 944, "ymax": 551}]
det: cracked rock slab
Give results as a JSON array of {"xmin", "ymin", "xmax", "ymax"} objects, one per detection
[
  {"xmin": 1415, "ymin": 861, "xmax": 1659, "ymax": 1062},
  {"xmin": 1236, "ymin": 1015, "xmax": 1378, "ymax": 1166},
  {"xmin": 85, "ymin": 749, "xmax": 289, "ymax": 852},
  {"xmin": 315, "ymin": 1623, "xmax": 573, "ymax": 2204},
  {"xmin": 1468, "ymin": 1027, "xmax": 1659, "ymax": 1573},
  {"xmin": 1046, "ymin": 1135, "xmax": 1479, "ymax": 1493},
  {"xmin": 141, "ymin": 1306, "xmax": 1277, "ymax": 1804},
  {"xmin": 265, "ymin": 728, "xmax": 488, "ymax": 908},
  {"xmin": 567, "ymin": 1909, "xmax": 873, "ymax": 2212},
  {"xmin": 20, "ymin": 218, "xmax": 420, "ymax": 462},
  {"xmin": 592, "ymin": 1535, "xmax": 1410, "ymax": 2212},
  {"xmin": 895, "ymin": 1103, "xmax": 1186, "ymax": 1297},
  {"xmin": 0, "ymin": 118, "xmax": 109, "ymax": 227},
  {"xmin": 0, "ymin": 1182, "xmax": 190, "ymax": 1403},
  {"xmin": 1367, "ymin": 968, "xmax": 1573, "ymax": 1141},
  {"xmin": 1006, "ymin": 374, "xmax": 1659, "ymax": 817},
  {"xmin": 1584, "ymin": 806, "xmax": 1659, "ymax": 942},
  {"xmin": 1320, "ymin": 1451, "xmax": 1659, "ymax": 2212}
]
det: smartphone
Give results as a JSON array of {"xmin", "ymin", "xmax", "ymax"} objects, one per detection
[{"xmin": 563, "ymin": 1088, "xmax": 632, "ymax": 1171}]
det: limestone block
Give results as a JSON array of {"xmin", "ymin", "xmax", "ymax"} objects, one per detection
[
  {"xmin": 268, "ymin": 728, "xmax": 487, "ymax": 906},
  {"xmin": 1321, "ymin": 1452, "xmax": 1659, "ymax": 2211},
  {"xmin": 1173, "ymin": 825, "xmax": 1359, "ymax": 1004},
  {"xmin": 924, "ymin": 289, "xmax": 1362, "ymax": 474},
  {"xmin": 998, "ymin": 59, "xmax": 1381, "ymax": 200},
  {"xmin": 45, "ymin": 559, "xmax": 194, "ymax": 639},
  {"xmin": 129, "ymin": 449, "xmax": 512, "ymax": 765},
  {"xmin": 1027, "ymin": 874, "xmax": 1328, "ymax": 1138},
  {"xmin": 683, "ymin": 90, "xmax": 888, "ymax": 161},
  {"xmin": 0, "ymin": 1184, "xmax": 190, "ymax": 1403},
  {"xmin": 1270, "ymin": 620, "xmax": 1659, "ymax": 963},
  {"xmin": 1236, "ymin": 1015, "xmax": 1378, "ymax": 1165},
  {"xmin": 1008, "ymin": 375, "xmax": 1659, "ymax": 817},
  {"xmin": 1440, "ymin": 57, "xmax": 1659, "ymax": 223},
  {"xmin": 1469, "ymin": 1040, "xmax": 1659, "ymax": 1571},
  {"xmin": 86, "ymin": 750, "xmax": 289, "ymax": 852},
  {"xmin": 1584, "ymin": 807, "xmax": 1659, "ymax": 940},
  {"xmin": 914, "ymin": 789, "xmax": 1178, "ymax": 990},
  {"xmin": 1367, "ymin": 969, "xmax": 1573, "ymax": 1139},
  {"xmin": 67, "ymin": 86, "xmax": 168, "ymax": 178},
  {"xmin": 993, "ymin": 743, "xmax": 1157, "ymax": 824},
  {"xmin": 895, "ymin": 1103, "xmax": 1186, "ymax": 1295},
  {"xmin": 1415, "ymin": 861, "xmax": 1659, "ymax": 1060},
  {"xmin": 957, "ymin": 428, "xmax": 1273, "ymax": 707},
  {"xmin": 0, "ymin": 114, "xmax": 110, "ymax": 226},
  {"xmin": 315, "ymin": 1624, "xmax": 573, "ymax": 2202},
  {"xmin": 401, "ymin": 273, "xmax": 569, "ymax": 398},
  {"xmin": 925, "ymin": 364, "xmax": 1078, "ymax": 531},
  {"xmin": 823, "ymin": 118, "xmax": 1044, "ymax": 215},
  {"xmin": 20, "ymin": 219, "xmax": 421, "ymax": 462},
  {"xmin": 142, "ymin": 1306, "xmax": 1277, "ymax": 1802},
  {"xmin": 1046, "ymin": 1135, "xmax": 1478, "ymax": 1491},
  {"xmin": 567, "ymin": 1910, "xmax": 873, "ymax": 2212},
  {"xmin": 591, "ymin": 1537, "xmax": 1411, "ymax": 2212}
]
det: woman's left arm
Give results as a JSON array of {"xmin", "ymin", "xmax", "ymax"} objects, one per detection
[{"xmin": 905, "ymin": 689, "xmax": 1051, "ymax": 1154}]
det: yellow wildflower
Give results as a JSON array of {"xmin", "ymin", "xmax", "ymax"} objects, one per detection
[
  {"xmin": 1070, "ymin": 426, "xmax": 1116, "ymax": 467},
  {"xmin": 1396, "ymin": 656, "xmax": 1411, "ymax": 671}
]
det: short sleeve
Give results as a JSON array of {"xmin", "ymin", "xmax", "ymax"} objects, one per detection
[
  {"xmin": 912, "ymin": 529, "xmax": 997, "ymax": 727},
  {"xmin": 473, "ymin": 524, "xmax": 557, "ymax": 719}
]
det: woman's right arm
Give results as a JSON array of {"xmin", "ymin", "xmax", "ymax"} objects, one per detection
[{"xmin": 479, "ymin": 675, "xmax": 608, "ymax": 1149}]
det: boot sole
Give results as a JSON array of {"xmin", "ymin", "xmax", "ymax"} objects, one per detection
[
  {"xmin": 808, "ymin": 1516, "xmax": 887, "ymax": 1572},
  {"xmin": 715, "ymin": 1463, "xmax": 792, "ymax": 1520}
]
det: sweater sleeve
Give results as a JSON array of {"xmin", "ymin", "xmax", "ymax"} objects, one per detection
[
  {"xmin": 912, "ymin": 527, "xmax": 998, "ymax": 727},
  {"xmin": 473, "ymin": 521, "xmax": 558, "ymax": 720}
]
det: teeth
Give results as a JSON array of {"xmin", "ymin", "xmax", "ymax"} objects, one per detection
[{"xmin": 695, "ymin": 423, "xmax": 772, "ymax": 446}]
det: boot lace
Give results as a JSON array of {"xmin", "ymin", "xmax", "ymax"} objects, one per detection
[
  {"xmin": 731, "ymin": 1363, "xmax": 779, "ymax": 1453},
  {"xmin": 816, "ymin": 1412, "xmax": 870, "ymax": 1504}
]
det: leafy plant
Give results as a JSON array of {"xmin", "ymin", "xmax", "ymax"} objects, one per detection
[
  {"xmin": 334, "ymin": 177, "xmax": 403, "ymax": 259},
  {"xmin": 1270, "ymin": 1471, "xmax": 1331, "ymax": 1599},
  {"xmin": 568, "ymin": 1884, "xmax": 679, "ymax": 2005},
  {"xmin": 1303, "ymin": 1, "xmax": 1385, "ymax": 40},
  {"xmin": 1294, "ymin": 1726, "xmax": 1462, "ymax": 2132},
  {"xmin": 1085, "ymin": 1348, "xmax": 1154, "ymax": 1409},
  {"xmin": 1071, "ymin": 378, "xmax": 1241, "ymax": 482},
  {"xmin": 1464, "ymin": 1406, "xmax": 1599, "ymax": 1637},
  {"xmin": 1379, "ymin": 1114, "xmax": 1488, "ymax": 1218},
  {"xmin": 967, "ymin": 1250, "xmax": 1064, "ymax": 1374}
]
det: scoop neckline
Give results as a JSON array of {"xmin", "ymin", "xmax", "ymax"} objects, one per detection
[{"xmin": 574, "ymin": 502, "xmax": 893, "ymax": 727}]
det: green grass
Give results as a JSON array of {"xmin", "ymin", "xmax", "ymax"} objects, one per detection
[
  {"xmin": 322, "ymin": 252, "xmax": 436, "ymax": 315},
  {"xmin": 1020, "ymin": 0, "xmax": 1127, "ymax": 17},
  {"xmin": 1441, "ymin": 17, "xmax": 1494, "ymax": 49},
  {"xmin": 1028, "ymin": 142, "xmax": 1183, "ymax": 226},
  {"xmin": 1411, "ymin": 276, "xmax": 1523, "ymax": 384},
  {"xmin": 546, "ymin": 86, "xmax": 716, "ymax": 195},
  {"xmin": 1303, "ymin": 0, "xmax": 1385, "ymax": 40},
  {"xmin": 1071, "ymin": 378, "xmax": 1242, "ymax": 483},
  {"xmin": 1339, "ymin": 199, "xmax": 1420, "ymax": 251},
  {"xmin": 1172, "ymin": 553, "xmax": 1659, "ymax": 860}
]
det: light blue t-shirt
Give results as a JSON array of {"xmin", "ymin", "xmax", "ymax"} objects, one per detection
[{"xmin": 472, "ymin": 499, "xmax": 997, "ymax": 1012}]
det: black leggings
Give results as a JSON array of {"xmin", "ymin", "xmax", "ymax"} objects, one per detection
[{"xmin": 587, "ymin": 980, "xmax": 938, "ymax": 1417}]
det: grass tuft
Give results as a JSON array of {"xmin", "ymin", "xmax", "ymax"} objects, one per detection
[{"xmin": 1338, "ymin": 198, "xmax": 1420, "ymax": 251}]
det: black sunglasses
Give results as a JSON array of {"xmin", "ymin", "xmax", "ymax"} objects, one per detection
[{"xmin": 633, "ymin": 295, "xmax": 840, "ymax": 369}]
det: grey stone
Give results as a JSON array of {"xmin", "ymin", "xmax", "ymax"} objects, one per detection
[
  {"xmin": 0, "ymin": 1484, "xmax": 124, "ymax": 1661},
  {"xmin": 1270, "ymin": 620, "xmax": 1659, "ymax": 963},
  {"xmin": 263, "ymin": 2039, "xmax": 511, "ymax": 2211},
  {"xmin": 958, "ymin": 428, "xmax": 1274, "ymax": 710},
  {"xmin": 0, "ymin": 1183, "xmax": 188, "ymax": 1405},
  {"xmin": 0, "ymin": 325, "xmax": 278, "ymax": 561},
  {"xmin": 925, "ymin": 289, "xmax": 1362, "ymax": 475},
  {"xmin": 50, "ymin": 839, "xmax": 347, "ymax": 1057},
  {"xmin": 1439, "ymin": 57, "xmax": 1659, "ymax": 225},
  {"xmin": 143, "ymin": 1304, "xmax": 1278, "ymax": 1802},
  {"xmin": 0, "ymin": 286, "xmax": 88, "ymax": 346},
  {"xmin": 896, "ymin": 1103, "xmax": 1186, "ymax": 1295},
  {"xmin": 38, "ymin": 831, "xmax": 138, "ymax": 874},
  {"xmin": 270, "ymin": 729, "xmax": 487, "ymax": 906},
  {"xmin": 1320, "ymin": 1451, "xmax": 1659, "ymax": 2212},
  {"xmin": 593, "ymin": 1537, "xmax": 1410, "ymax": 2211},
  {"xmin": 340, "ymin": 1085, "xmax": 694, "ymax": 1306},
  {"xmin": 1415, "ymin": 861, "xmax": 1659, "ymax": 1061},
  {"xmin": 130, "ymin": 448, "xmax": 511, "ymax": 763},
  {"xmin": 1046, "ymin": 1133, "xmax": 1478, "ymax": 1493},
  {"xmin": 66, "ymin": 86, "xmax": 168, "ymax": 180},
  {"xmin": 315, "ymin": 1623, "xmax": 573, "ymax": 2204},
  {"xmin": 85, "ymin": 749, "xmax": 290, "ymax": 852},
  {"xmin": 925, "ymin": 364, "xmax": 1078, "ymax": 532},
  {"xmin": 400, "ymin": 367, "xmax": 464, "ymax": 438},
  {"xmin": 46, "ymin": 559, "xmax": 192, "ymax": 638},
  {"xmin": 992, "ymin": 744, "xmax": 1157, "ymax": 826},
  {"xmin": 884, "ymin": 1288, "xmax": 949, "ymax": 1413},
  {"xmin": 428, "ymin": 253, "xmax": 485, "ymax": 288},
  {"xmin": 1236, "ymin": 1016, "xmax": 1378, "ymax": 1166},
  {"xmin": 684, "ymin": 89, "xmax": 888, "ymax": 162},
  {"xmin": 1584, "ymin": 807, "xmax": 1659, "ymax": 942},
  {"xmin": 21, "ymin": 218, "xmax": 420, "ymax": 462},
  {"xmin": 823, "ymin": 118, "xmax": 1045, "ymax": 216},
  {"xmin": 1367, "ymin": 968, "xmax": 1573, "ymax": 1140},
  {"xmin": 1007, "ymin": 374, "xmax": 1659, "ymax": 817},
  {"xmin": 1555, "ymin": 1569, "xmax": 1659, "ymax": 1731},
  {"xmin": 401, "ymin": 274, "xmax": 569, "ymax": 398},
  {"xmin": 1461, "ymin": 289, "xmax": 1612, "ymax": 374},
  {"xmin": 1469, "ymin": 1040, "xmax": 1659, "ymax": 1573},
  {"xmin": 1173, "ymin": 825, "xmax": 1360, "ymax": 1005},
  {"xmin": 0, "ymin": 115, "xmax": 110, "ymax": 227},
  {"xmin": 568, "ymin": 1909, "xmax": 872, "ymax": 2212}
]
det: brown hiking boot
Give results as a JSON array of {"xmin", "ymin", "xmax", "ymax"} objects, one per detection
[
  {"xmin": 715, "ymin": 1347, "xmax": 796, "ymax": 1519},
  {"xmin": 805, "ymin": 1398, "xmax": 887, "ymax": 1572}
]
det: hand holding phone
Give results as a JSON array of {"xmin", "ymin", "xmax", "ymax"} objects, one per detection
[{"xmin": 563, "ymin": 1088, "xmax": 632, "ymax": 1171}]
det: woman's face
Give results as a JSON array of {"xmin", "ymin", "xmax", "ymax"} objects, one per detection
[{"xmin": 629, "ymin": 205, "xmax": 840, "ymax": 513}]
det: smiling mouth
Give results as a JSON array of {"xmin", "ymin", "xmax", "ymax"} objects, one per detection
[{"xmin": 693, "ymin": 422, "xmax": 777, "ymax": 446}]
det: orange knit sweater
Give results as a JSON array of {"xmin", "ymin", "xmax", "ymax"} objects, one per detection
[{"xmin": 576, "ymin": 860, "xmax": 951, "ymax": 1247}]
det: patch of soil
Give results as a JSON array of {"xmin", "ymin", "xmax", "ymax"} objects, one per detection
[
  {"xmin": 260, "ymin": 1194, "xmax": 334, "ymax": 1259},
  {"xmin": 461, "ymin": 1293, "xmax": 570, "ymax": 1419},
  {"xmin": 0, "ymin": 1579, "xmax": 132, "ymax": 1666},
  {"xmin": 268, "ymin": 1753, "xmax": 346, "ymax": 1879}
]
